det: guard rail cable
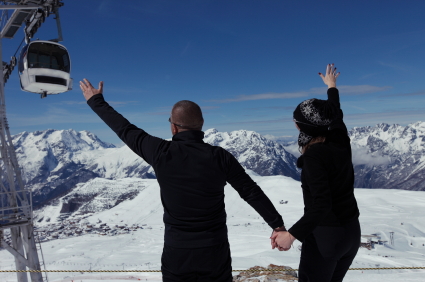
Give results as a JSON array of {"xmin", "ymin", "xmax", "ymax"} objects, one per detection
[{"xmin": 1, "ymin": 267, "xmax": 425, "ymax": 273}]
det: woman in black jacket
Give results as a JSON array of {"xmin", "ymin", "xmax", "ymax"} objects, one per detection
[{"xmin": 271, "ymin": 64, "xmax": 360, "ymax": 282}]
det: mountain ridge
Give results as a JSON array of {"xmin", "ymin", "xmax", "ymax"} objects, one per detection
[
  {"xmin": 7, "ymin": 121, "xmax": 425, "ymax": 211},
  {"xmin": 8, "ymin": 128, "xmax": 299, "ymax": 207},
  {"xmin": 349, "ymin": 121, "xmax": 425, "ymax": 190}
]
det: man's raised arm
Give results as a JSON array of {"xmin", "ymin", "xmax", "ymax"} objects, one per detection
[{"xmin": 80, "ymin": 79, "xmax": 166, "ymax": 165}]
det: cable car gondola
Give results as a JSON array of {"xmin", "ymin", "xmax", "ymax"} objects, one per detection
[{"xmin": 18, "ymin": 40, "xmax": 72, "ymax": 98}]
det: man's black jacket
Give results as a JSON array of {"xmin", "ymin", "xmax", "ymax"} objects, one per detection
[{"xmin": 88, "ymin": 94, "xmax": 284, "ymax": 248}]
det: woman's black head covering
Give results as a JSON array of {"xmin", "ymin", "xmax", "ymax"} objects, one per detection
[{"xmin": 293, "ymin": 98, "xmax": 337, "ymax": 147}]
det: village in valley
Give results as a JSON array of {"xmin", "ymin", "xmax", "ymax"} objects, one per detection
[
  {"xmin": 2, "ymin": 214, "xmax": 153, "ymax": 246},
  {"xmin": 2, "ymin": 209, "xmax": 391, "ymax": 253}
]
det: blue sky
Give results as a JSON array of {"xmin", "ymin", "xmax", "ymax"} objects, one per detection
[{"xmin": 2, "ymin": 0, "xmax": 425, "ymax": 144}]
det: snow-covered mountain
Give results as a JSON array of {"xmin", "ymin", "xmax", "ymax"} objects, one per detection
[
  {"xmin": 204, "ymin": 129, "xmax": 299, "ymax": 180},
  {"xmin": 10, "ymin": 121, "xmax": 425, "ymax": 211},
  {"xmin": 10, "ymin": 128, "xmax": 299, "ymax": 208},
  {"xmin": 349, "ymin": 122, "xmax": 425, "ymax": 191},
  {"xmin": 11, "ymin": 129, "xmax": 155, "ymax": 207},
  {"xmin": 271, "ymin": 122, "xmax": 425, "ymax": 191}
]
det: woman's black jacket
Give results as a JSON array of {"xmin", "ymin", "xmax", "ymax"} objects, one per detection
[{"xmin": 288, "ymin": 88, "xmax": 360, "ymax": 242}]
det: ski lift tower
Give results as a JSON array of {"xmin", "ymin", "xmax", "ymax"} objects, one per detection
[{"xmin": 0, "ymin": 1, "xmax": 65, "ymax": 281}]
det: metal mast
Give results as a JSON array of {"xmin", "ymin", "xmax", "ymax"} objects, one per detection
[{"xmin": 0, "ymin": 1, "xmax": 65, "ymax": 281}]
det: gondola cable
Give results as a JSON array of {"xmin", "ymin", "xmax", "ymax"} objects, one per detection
[
  {"xmin": 1, "ymin": 36, "xmax": 23, "ymax": 84},
  {"xmin": 13, "ymin": 37, "xmax": 25, "ymax": 58}
]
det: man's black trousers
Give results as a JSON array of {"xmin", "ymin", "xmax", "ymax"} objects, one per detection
[
  {"xmin": 161, "ymin": 241, "xmax": 233, "ymax": 282},
  {"xmin": 298, "ymin": 219, "xmax": 361, "ymax": 282}
]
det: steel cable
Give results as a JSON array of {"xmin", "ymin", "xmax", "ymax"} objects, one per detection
[{"xmin": 1, "ymin": 267, "xmax": 425, "ymax": 273}]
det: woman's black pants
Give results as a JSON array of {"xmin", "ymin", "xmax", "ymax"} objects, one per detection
[{"xmin": 298, "ymin": 219, "xmax": 361, "ymax": 282}]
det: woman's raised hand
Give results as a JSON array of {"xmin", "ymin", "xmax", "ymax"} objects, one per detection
[{"xmin": 319, "ymin": 63, "xmax": 340, "ymax": 88}]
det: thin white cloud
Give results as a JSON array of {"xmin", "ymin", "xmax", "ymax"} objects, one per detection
[
  {"xmin": 57, "ymin": 101, "xmax": 87, "ymax": 105},
  {"xmin": 10, "ymin": 108, "xmax": 103, "ymax": 127},
  {"xmin": 143, "ymin": 105, "xmax": 219, "ymax": 116},
  {"xmin": 96, "ymin": 0, "xmax": 113, "ymax": 15},
  {"xmin": 220, "ymin": 108, "xmax": 423, "ymax": 127},
  {"xmin": 378, "ymin": 61, "xmax": 412, "ymax": 72},
  {"xmin": 109, "ymin": 101, "xmax": 139, "ymax": 106},
  {"xmin": 218, "ymin": 118, "xmax": 285, "ymax": 125},
  {"xmin": 282, "ymin": 143, "xmax": 301, "ymax": 158},
  {"xmin": 210, "ymin": 85, "xmax": 391, "ymax": 103},
  {"xmin": 148, "ymin": 111, "xmax": 171, "ymax": 116},
  {"xmin": 310, "ymin": 85, "xmax": 392, "ymax": 95},
  {"xmin": 9, "ymin": 105, "xmax": 170, "ymax": 128},
  {"xmin": 344, "ymin": 109, "xmax": 425, "ymax": 127},
  {"xmin": 358, "ymin": 72, "xmax": 384, "ymax": 80},
  {"xmin": 381, "ymin": 90, "xmax": 425, "ymax": 97},
  {"xmin": 201, "ymin": 106, "xmax": 220, "ymax": 110},
  {"xmin": 351, "ymin": 145, "xmax": 391, "ymax": 166},
  {"xmin": 348, "ymin": 105, "xmax": 367, "ymax": 111},
  {"xmin": 180, "ymin": 42, "xmax": 191, "ymax": 56},
  {"xmin": 54, "ymin": 100, "xmax": 140, "ymax": 107},
  {"xmin": 209, "ymin": 92, "xmax": 310, "ymax": 103},
  {"xmin": 97, "ymin": 87, "xmax": 147, "ymax": 95},
  {"xmin": 337, "ymin": 85, "xmax": 392, "ymax": 94}
]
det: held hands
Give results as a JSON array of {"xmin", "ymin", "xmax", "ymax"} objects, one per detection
[
  {"xmin": 319, "ymin": 63, "xmax": 340, "ymax": 89},
  {"xmin": 79, "ymin": 79, "xmax": 103, "ymax": 101},
  {"xmin": 270, "ymin": 231, "xmax": 296, "ymax": 251}
]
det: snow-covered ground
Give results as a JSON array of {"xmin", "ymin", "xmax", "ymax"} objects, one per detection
[{"xmin": 1, "ymin": 173, "xmax": 425, "ymax": 281}]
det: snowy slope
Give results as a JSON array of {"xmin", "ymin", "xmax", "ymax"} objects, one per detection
[{"xmin": 1, "ymin": 173, "xmax": 425, "ymax": 281}]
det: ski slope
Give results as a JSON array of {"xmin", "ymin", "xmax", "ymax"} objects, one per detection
[{"xmin": 1, "ymin": 173, "xmax": 425, "ymax": 281}]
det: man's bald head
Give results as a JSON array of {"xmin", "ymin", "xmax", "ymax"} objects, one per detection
[{"xmin": 171, "ymin": 100, "xmax": 204, "ymax": 131}]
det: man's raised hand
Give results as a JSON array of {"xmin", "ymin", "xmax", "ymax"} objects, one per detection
[{"xmin": 80, "ymin": 79, "xmax": 103, "ymax": 101}]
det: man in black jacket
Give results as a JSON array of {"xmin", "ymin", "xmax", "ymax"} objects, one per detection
[{"xmin": 80, "ymin": 79, "xmax": 286, "ymax": 282}]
